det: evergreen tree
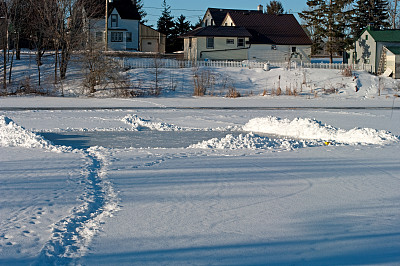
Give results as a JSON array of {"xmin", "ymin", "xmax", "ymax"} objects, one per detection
[
  {"xmin": 157, "ymin": 0, "xmax": 175, "ymax": 52},
  {"xmin": 172, "ymin": 14, "xmax": 191, "ymax": 51},
  {"xmin": 134, "ymin": 0, "xmax": 148, "ymax": 24},
  {"xmin": 352, "ymin": 0, "xmax": 390, "ymax": 38},
  {"xmin": 266, "ymin": 0, "xmax": 284, "ymax": 14},
  {"xmin": 300, "ymin": 0, "xmax": 354, "ymax": 62}
]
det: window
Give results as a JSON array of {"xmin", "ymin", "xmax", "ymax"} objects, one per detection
[
  {"xmin": 226, "ymin": 39, "xmax": 234, "ymax": 45},
  {"xmin": 189, "ymin": 37, "xmax": 192, "ymax": 48},
  {"xmin": 96, "ymin": 32, "xmax": 103, "ymax": 42},
  {"xmin": 126, "ymin": 32, "xmax": 132, "ymax": 42},
  {"xmin": 111, "ymin": 14, "xmax": 118, "ymax": 27},
  {"xmin": 271, "ymin": 44, "xmax": 277, "ymax": 50},
  {"xmin": 365, "ymin": 35, "xmax": 369, "ymax": 40},
  {"xmin": 237, "ymin": 38, "xmax": 245, "ymax": 47},
  {"xmin": 111, "ymin": 32, "xmax": 123, "ymax": 42},
  {"xmin": 147, "ymin": 42, "xmax": 152, "ymax": 45},
  {"xmin": 207, "ymin": 37, "xmax": 214, "ymax": 49},
  {"xmin": 292, "ymin": 46, "xmax": 297, "ymax": 53}
]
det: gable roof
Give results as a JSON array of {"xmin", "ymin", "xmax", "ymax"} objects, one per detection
[
  {"xmin": 81, "ymin": 0, "xmax": 140, "ymax": 20},
  {"xmin": 226, "ymin": 12, "xmax": 312, "ymax": 45},
  {"xmin": 110, "ymin": 0, "xmax": 140, "ymax": 20},
  {"xmin": 386, "ymin": 46, "xmax": 400, "ymax": 55},
  {"xmin": 364, "ymin": 26, "xmax": 400, "ymax": 43},
  {"xmin": 181, "ymin": 26, "xmax": 252, "ymax": 38},
  {"xmin": 205, "ymin": 8, "xmax": 262, "ymax": 26}
]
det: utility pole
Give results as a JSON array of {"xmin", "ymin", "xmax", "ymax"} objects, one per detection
[
  {"xmin": 393, "ymin": 0, "xmax": 398, "ymax": 29},
  {"xmin": 105, "ymin": 0, "xmax": 108, "ymax": 51}
]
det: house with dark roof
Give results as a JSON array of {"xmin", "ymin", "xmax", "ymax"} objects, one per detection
[
  {"xmin": 182, "ymin": 6, "xmax": 312, "ymax": 62},
  {"xmin": 82, "ymin": 0, "xmax": 164, "ymax": 52},
  {"xmin": 182, "ymin": 26, "xmax": 252, "ymax": 61},
  {"xmin": 82, "ymin": 0, "xmax": 140, "ymax": 51},
  {"xmin": 202, "ymin": 7, "xmax": 263, "ymax": 27},
  {"xmin": 348, "ymin": 26, "xmax": 400, "ymax": 78}
]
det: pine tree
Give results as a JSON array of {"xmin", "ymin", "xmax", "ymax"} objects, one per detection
[
  {"xmin": 299, "ymin": 0, "xmax": 326, "ymax": 55},
  {"xmin": 300, "ymin": 0, "xmax": 354, "ymax": 62},
  {"xmin": 171, "ymin": 14, "xmax": 191, "ymax": 51},
  {"xmin": 352, "ymin": 0, "xmax": 390, "ymax": 39},
  {"xmin": 266, "ymin": 0, "xmax": 284, "ymax": 14},
  {"xmin": 157, "ymin": 0, "xmax": 175, "ymax": 52},
  {"xmin": 134, "ymin": 0, "xmax": 148, "ymax": 24}
]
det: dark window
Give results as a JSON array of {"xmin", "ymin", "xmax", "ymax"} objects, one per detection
[
  {"xmin": 111, "ymin": 14, "xmax": 118, "ymax": 27},
  {"xmin": 126, "ymin": 32, "xmax": 132, "ymax": 42},
  {"xmin": 292, "ymin": 46, "xmax": 297, "ymax": 53},
  {"xmin": 207, "ymin": 37, "xmax": 214, "ymax": 49},
  {"xmin": 226, "ymin": 39, "xmax": 234, "ymax": 45},
  {"xmin": 189, "ymin": 37, "xmax": 192, "ymax": 48},
  {"xmin": 365, "ymin": 35, "xmax": 369, "ymax": 40},
  {"xmin": 96, "ymin": 32, "xmax": 103, "ymax": 42},
  {"xmin": 237, "ymin": 38, "xmax": 245, "ymax": 47},
  {"xmin": 111, "ymin": 32, "xmax": 123, "ymax": 42}
]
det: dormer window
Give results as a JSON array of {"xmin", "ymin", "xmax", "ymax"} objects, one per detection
[{"xmin": 111, "ymin": 14, "xmax": 118, "ymax": 27}]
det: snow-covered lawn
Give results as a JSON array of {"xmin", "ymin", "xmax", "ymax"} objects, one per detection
[
  {"xmin": 1, "ymin": 52, "xmax": 400, "ymax": 264},
  {"xmin": 1, "ymin": 98, "xmax": 400, "ymax": 265}
]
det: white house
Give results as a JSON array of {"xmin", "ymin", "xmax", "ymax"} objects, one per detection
[
  {"xmin": 347, "ymin": 26, "xmax": 400, "ymax": 77},
  {"xmin": 182, "ymin": 7, "xmax": 312, "ymax": 62},
  {"xmin": 82, "ymin": 0, "xmax": 164, "ymax": 53}
]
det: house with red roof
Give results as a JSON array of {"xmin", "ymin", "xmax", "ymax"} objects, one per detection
[{"xmin": 182, "ymin": 7, "xmax": 312, "ymax": 62}]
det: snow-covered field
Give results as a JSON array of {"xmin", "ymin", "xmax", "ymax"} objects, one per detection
[{"xmin": 1, "ymin": 59, "xmax": 400, "ymax": 265}]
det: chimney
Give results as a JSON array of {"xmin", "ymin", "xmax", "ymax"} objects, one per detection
[{"xmin": 258, "ymin": 4, "xmax": 263, "ymax": 12}]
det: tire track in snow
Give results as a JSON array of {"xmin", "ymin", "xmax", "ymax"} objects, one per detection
[{"xmin": 35, "ymin": 147, "xmax": 119, "ymax": 265}]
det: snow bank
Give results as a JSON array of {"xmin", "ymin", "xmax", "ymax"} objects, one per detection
[
  {"xmin": 122, "ymin": 114, "xmax": 185, "ymax": 131},
  {"xmin": 122, "ymin": 114, "xmax": 239, "ymax": 132},
  {"xmin": 0, "ymin": 115, "xmax": 68, "ymax": 151},
  {"xmin": 243, "ymin": 116, "xmax": 399, "ymax": 145},
  {"xmin": 189, "ymin": 133, "xmax": 319, "ymax": 150}
]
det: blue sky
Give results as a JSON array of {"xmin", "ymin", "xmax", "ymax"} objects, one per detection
[{"xmin": 143, "ymin": 0, "xmax": 308, "ymax": 27}]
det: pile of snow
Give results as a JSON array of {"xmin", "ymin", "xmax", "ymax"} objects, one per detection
[
  {"xmin": 0, "ymin": 115, "xmax": 66, "ymax": 151},
  {"xmin": 189, "ymin": 133, "xmax": 319, "ymax": 150},
  {"xmin": 122, "ymin": 114, "xmax": 185, "ymax": 131},
  {"xmin": 122, "ymin": 114, "xmax": 239, "ymax": 132},
  {"xmin": 243, "ymin": 116, "xmax": 399, "ymax": 145}
]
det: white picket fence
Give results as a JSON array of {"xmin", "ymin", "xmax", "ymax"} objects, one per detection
[{"xmin": 117, "ymin": 58, "xmax": 372, "ymax": 72}]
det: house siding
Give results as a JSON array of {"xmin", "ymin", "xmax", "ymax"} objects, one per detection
[
  {"xmin": 195, "ymin": 36, "xmax": 249, "ymax": 60},
  {"xmin": 108, "ymin": 9, "xmax": 139, "ymax": 51},
  {"xmin": 248, "ymin": 44, "xmax": 311, "ymax": 62}
]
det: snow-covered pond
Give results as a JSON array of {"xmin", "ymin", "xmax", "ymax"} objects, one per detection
[{"xmin": 38, "ymin": 131, "xmax": 237, "ymax": 149}]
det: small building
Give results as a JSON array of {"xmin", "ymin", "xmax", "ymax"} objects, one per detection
[
  {"xmin": 182, "ymin": 7, "xmax": 312, "ymax": 62},
  {"xmin": 348, "ymin": 26, "xmax": 400, "ymax": 77},
  {"xmin": 140, "ymin": 24, "xmax": 166, "ymax": 53}
]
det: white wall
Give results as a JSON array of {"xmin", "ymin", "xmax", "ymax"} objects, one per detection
[
  {"xmin": 248, "ymin": 44, "xmax": 311, "ymax": 62},
  {"xmin": 89, "ymin": 9, "xmax": 139, "ymax": 51}
]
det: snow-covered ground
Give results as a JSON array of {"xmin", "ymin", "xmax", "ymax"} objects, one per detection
[{"xmin": 1, "ymin": 54, "xmax": 400, "ymax": 265}]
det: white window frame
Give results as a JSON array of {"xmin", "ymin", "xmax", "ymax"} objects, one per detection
[
  {"xmin": 237, "ymin": 38, "xmax": 245, "ymax": 47},
  {"xmin": 111, "ymin": 14, "xmax": 118, "ymax": 27},
  {"xmin": 206, "ymin": 37, "xmax": 214, "ymax": 49},
  {"xmin": 111, "ymin": 32, "xmax": 123, "ymax": 42},
  {"xmin": 226, "ymin": 39, "xmax": 234, "ymax": 45}
]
